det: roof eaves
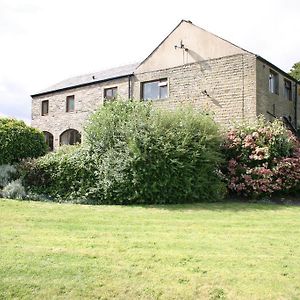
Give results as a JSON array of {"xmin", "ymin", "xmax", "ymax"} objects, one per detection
[
  {"xmin": 256, "ymin": 55, "xmax": 299, "ymax": 83},
  {"xmin": 31, "ymin": 73, "xmax": 134, "ymax": 97}
]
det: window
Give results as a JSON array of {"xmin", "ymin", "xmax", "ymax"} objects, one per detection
[
  {"xmin": 43, "ymin": 131, "xmax": 54, "ymax": 151},
  {"xmin": 66, "ymin": 95, "xmax": 75, "ymax": 112},
  {"xmin": 60, "ymin": 129, "xmax": 81, "ymax": 146},
  {"xmin": 142, "ymin": 79, "xmax": 168, "ymax": 100},
  {"xmin": 284, "ymin": 79, "xmax": 292, "ymax": 100},
  {"xmin": 104, "ymin": 87, "xmax": 118, "ymax": 100},
  {"xmin": 41, "ymin": 100, "xmax": 49, "ymax": 116},
  {"xmin": 269, "ymin": 70, "xmax": 279, "ymax": 94}
]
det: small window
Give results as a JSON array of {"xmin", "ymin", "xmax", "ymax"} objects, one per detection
[
  {"xmin": 142, "ymin": 79, "xmax": 168, "ymax": 100},
  {"xmin": 269, "ymin": 70, "xmax": 279, "ymax": 94},
  {"xmin": 104, "ymin": 87, "xmax": 118, "ymax": 100},
  {"xmin": 66, "ymin": 95, "xmax": 75, "ymax": 112},
  {"xmin": 41, "ymin": 100, "xmax": 49, "ymax": 116},
  {"xmin": 284, "ymin": 79, "xmax": 292, "ymax": 100}
]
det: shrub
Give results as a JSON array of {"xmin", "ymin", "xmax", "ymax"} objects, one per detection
[
  {"xmin": 84, "ymin": 100, "xmax": 225, "ymax": 204},
  {"xmin": 2, "ymin": 179, "xmax": 26, "ymax": 200},
  {"xmin": 19, "ymin": 145, "xmax": 97, "ymax": 201},
  {"xmin": 0, "ymin": 118, "xmax": 47, "ymax": 165},
  {"xmin": 23, "ymin": 101, "xmax": 226, "ymax": 204},
  {"xmin": 0, "ymin": 164, "xmax": 17, "ymax": 188},
  {"xmin": 222, "ymin": 117, "xmax": 300, "ymax": 198}
]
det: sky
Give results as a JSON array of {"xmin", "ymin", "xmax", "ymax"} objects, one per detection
[{"xmin": 0, "ymin": 0, "xmax": 299, "ymax": 124}]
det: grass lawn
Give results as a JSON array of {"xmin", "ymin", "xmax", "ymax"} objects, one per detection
[{"xmin": 1, "ymin": 199, "xmax": 300, "ymax": 299}]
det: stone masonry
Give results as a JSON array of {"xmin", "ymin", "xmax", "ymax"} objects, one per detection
[
  {"xmin": 256, "ymin": 58, "xmax": 298, "ymax": 126},
  {"xmin": 133, "ymin": 53, "xmax": 257, "ymax": 125},
  {"xmin": 32, "ymin": 53, "xmax": 299, "ymax": 150},
  {"xmin": 31, "ymin": 77, "xmax": 129, "ymax": 149},
  {"xmin": 31, "ymin": 20, "xmax": 299, "ymax": 150}
]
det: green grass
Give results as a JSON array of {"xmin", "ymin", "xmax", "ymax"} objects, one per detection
[{"xmin": 1, "ymin": 200, "xmax": 300, "ymax": 299}]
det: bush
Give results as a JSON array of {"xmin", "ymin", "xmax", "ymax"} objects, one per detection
[
  {"xmin": 222, "ymin": 117, "xmax": 300, "ymax": 198},
  {"xmin": 0, "ymin": 164, "xmax": 17, "ymax": 188},
  {"xmin": 85, "ymin": 101, "xmax": 225, "ymax": 203},
  {"xmin": 2, "ymin": 179, "xmax": 26, "ymax": 199},
  {"xmin": 22, "ymin": 101, "xmax": 226, "ymax": 204},
  {"xmin": 0, "ymin": 118, "xmax": 47, "ymax": 165},
  {"xmin": 19, "ymin": 145, "xmax": 97, "ymax": 201}
]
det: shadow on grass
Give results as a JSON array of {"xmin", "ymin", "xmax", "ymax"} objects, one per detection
[
  {"xmin": 138, "ymin": 199, "xmax": 296, "ymax": 212},
  {"xmin": 3, "ymin": 197, "xmax": 299, "ymax": 213}
]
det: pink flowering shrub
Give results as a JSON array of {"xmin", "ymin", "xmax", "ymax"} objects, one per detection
[{"xmin": 222, "ymin": 117, "xmax": 300, "ymax": 198}]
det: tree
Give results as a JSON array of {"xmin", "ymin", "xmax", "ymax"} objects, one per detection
[
  {"xmin": 0, "ymin": 118, "xmax": 47, "ymax": 164},
  {"xmin": 288, "ymin": 62, "xmax": 300, "ymax": 81}
]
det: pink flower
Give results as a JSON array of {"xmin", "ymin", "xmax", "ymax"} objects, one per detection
[
  {"xmin": 228, "ymin": 159, "xmax": 237, "ymax": 167},
  {"xmin": 242, "ymin": 175, "xmax": 252, "ymax": 181},
  {"xmin": 250, "ymin": 147, "xmax": 269, "ymax": 160},
  {"xmin": 227, "ymin": 130, "xmax": 237, "ymax": 141},
  {"xmin": 243, "ymin": 135, "xmax": 255, "ymax": 148}
]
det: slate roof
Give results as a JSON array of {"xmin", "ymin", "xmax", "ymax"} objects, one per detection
[{"xmin": 32, "ymin": 63, "xmax": 139, "ymax": 97}]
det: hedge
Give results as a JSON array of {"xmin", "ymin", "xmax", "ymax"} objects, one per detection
[
  {"xmin": 21, "ymin": 101, "xmax": 226, "ymax": 204},
  {"xmin": 0, "ymin": 118, "xmax": 47, "ymax": 164}
]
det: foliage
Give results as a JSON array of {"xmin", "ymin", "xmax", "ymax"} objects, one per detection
[
  {"xmin": 0, "ymin": 164, "xmax": 17, "ymax": 189},
  {"xmin": 85, "ymin": 101, "xmax": 225, "ymax": 203},
  {"xmin": 222, "ymin": 117, "xmax": 300, "ymax": 198},
  {"xmin": 2, "ymin": 179, "xmax": 26, "ymax": 199},
  {"xmin": 0, "ymin": 118, "xmax": 47, "ymax": 165},
  {"xmin": 19, "ymin": 145, "xmax": 97, "ymax": 201},
  {"xmin": 288, "ymin": 61, "xmax": 300, "ymax": 81},
  {"xmin": 22, "ymin": 101, "xmax": 226, "ymax": 204}
]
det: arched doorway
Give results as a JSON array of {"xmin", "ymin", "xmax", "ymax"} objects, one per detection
[
  {"xmin": 43, "ymin": 131, "xmax": 54, "ymax": 151},
  {"xmin": 59, "ymin": 129, "xmax": 81, "ymax": 146}
]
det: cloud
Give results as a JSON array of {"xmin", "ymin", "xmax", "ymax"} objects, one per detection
[
  {"xmin": 0, "ymin": 78, "xmax": 31, "ymax": 123},
  {"xmin": 0, "ymin": 0, "xmax": 299, "ymax": 125},
  {"xmin": 0, "ymin": 0, "xmax": 40, "ymax": 36}
]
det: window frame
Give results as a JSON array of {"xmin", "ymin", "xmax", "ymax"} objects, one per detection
[
  {"xmin": 141, "ymin": 78, "xmax": 168, "ymax": 100},
  {"xmin": 284, "ymin": 79, "xmax": 292, "ymax": 101},
  {"xmin": 41, "ymin": 100, "xmax": 49, "ymax": 116},
  {"xmin": 66, "ymin": 95, "xmax": 75, "ymax": 112},
  {"xmin": 43, "ymin": 131, "xmax": 54, "ymax": 151},
  {"xmin": 59, "ymin": 129, "xmax": 81, "ymax": 146},
  {"xmin": 269, "ymin": 69, "xmax": 279, "ymax": 95},
  {"xmin": 104, "ymin": 87, "xmax": 118, "ymax": 100}
]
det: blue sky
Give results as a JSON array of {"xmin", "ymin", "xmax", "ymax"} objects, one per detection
[{"xmin": 0, "ymin": 0, "xmax": 299, "ymax": 123}]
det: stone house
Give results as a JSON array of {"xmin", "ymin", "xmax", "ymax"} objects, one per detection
[{"xmin": 31, "ymin": 20, "xmax": 300, "ymax": 150}]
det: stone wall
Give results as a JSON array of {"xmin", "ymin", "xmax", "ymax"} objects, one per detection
[
  {"xmin": 32, "ymin": 77, "xmax": 129, "ymax": 149},
  {"xmin": 133, "ymin": 53, "xmax": 257, "ymax": 125},
  {"xmin": 256, "ymin": 59, "xmax": 299, "ymax": 127},
  {"xmin": 32, "ymin": 53, "xmax": 299, "ymax": 151}
]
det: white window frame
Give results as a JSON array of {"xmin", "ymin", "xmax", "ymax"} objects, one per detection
[{"xmin": 141, "ymin": 79, "xmax": 169, "ymax": 100}]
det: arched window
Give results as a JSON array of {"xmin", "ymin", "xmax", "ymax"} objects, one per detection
[
  {"xmin": 43, "ymin": 131, "xmax": 54, "ymax": 151},
  {"xmin": 60, "ymin": 129, "xmax": 81, "ymax": 146}
]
